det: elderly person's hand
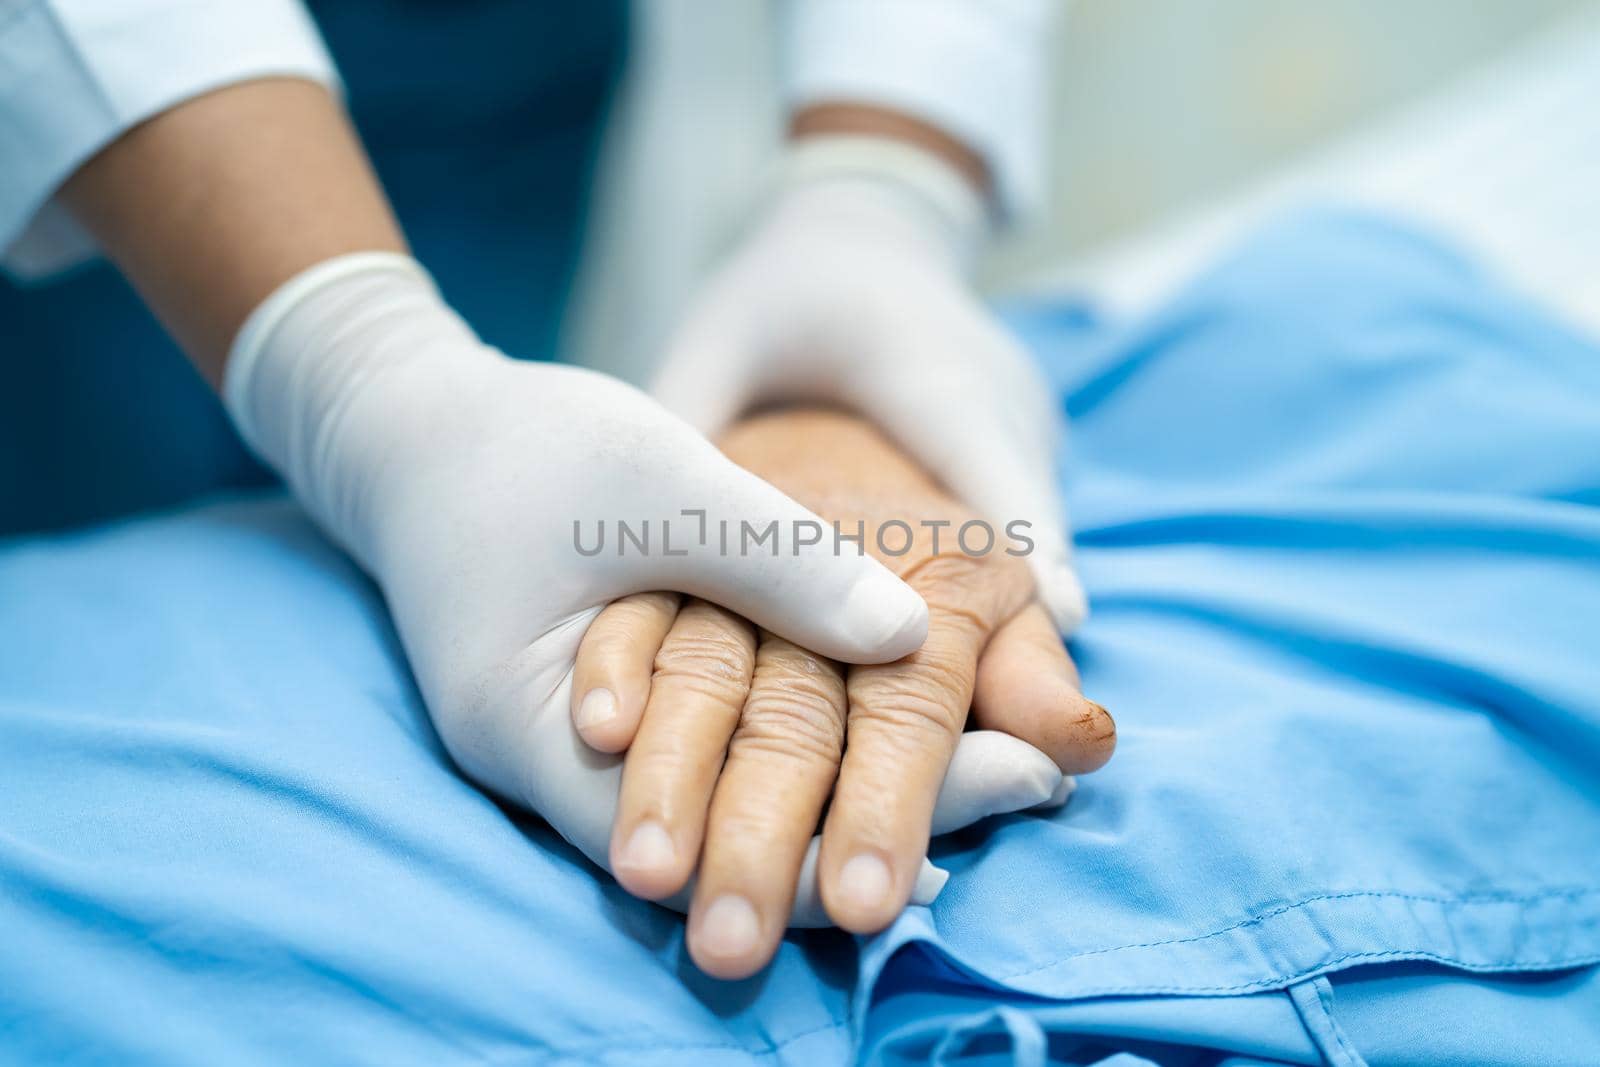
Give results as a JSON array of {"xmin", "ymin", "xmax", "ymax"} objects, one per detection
[{"xmin": 572, "ymin": 409, "xmax": 1115, "ymax": 978}]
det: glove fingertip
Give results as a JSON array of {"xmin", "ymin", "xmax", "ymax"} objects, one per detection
[
  {"xmin": 784, "ymin": 837, "xmax": 831, "ymax": 928},
  {"xmin": 835, "ymin": 566, "xmax": 929, "ymax": 663},
  {"xmin": 1039, "ymin": 775, "xmax": 1078, "ymax": 811},
  {"xmin": 1036, "ymin": 562, "xmax": 1089, "ymax": 635},
  {"xmin": 931, "ymin": 731, "xmax": 1063, "ymax": 834},
  {"xmin": 909, "ymin": 861, "xmax": 950, "ymax": 907}
]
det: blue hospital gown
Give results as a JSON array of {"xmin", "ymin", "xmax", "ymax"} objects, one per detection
[{"xmin": 1, "ymin": 210, "xmax": 1597, "ymax": 1065}]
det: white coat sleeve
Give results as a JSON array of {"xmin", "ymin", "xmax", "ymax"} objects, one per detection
[
  {"xmin": 0, "ymin": 0, "xmax": 338, "ymax": 279},
  {"xmin": 781, "ymin": 0, "xmax": 1057, "ymax": 221}
]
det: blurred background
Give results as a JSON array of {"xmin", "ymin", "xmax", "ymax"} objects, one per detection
[{"xmin": 569, "ymin": 0, "xmax": 1592, "ymax": 383}]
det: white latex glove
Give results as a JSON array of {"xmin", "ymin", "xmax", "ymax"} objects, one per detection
[
  {"xmin": 224, "ymin": 252, "xmax": 1069, "ymax": 925},
  {"xmin": 653, "ymin": 136, "xmax": 1088, "ymax": 633}
]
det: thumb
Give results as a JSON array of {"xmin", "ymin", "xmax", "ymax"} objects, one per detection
[{"xmin": 618, "ymin": 439, "xmax": 930, "ymax": 665}]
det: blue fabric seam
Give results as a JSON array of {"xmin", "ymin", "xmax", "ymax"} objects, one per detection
[
  {"xmin": 1286, "ymin": 976, "xmax": 1368, "ymax": 1067},
  {"xmin": 1314, "ymin": 976, "xmax": 1366, "ymax": 1067},
  {"xmin": 990, "ymin": 885, "xmax": 1600, "ymax": 987},
  {"xmin": 989, "ymin": 948, "xmax": 1600, "ymax": 999},
  {"xmin": 510, "ymin": 1013, "xmax": 848, "ymax": 1061}
]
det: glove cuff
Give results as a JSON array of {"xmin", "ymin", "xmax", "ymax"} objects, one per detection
[
  {"xmin": 224, "ymin": 251, "xmax": 435, "ymax": 454},
  {"xmin": 778, "ymin": 134, "xmax": 990, "ymax": 272},
  {"xmin": 223, "ymin": 251, "xmax": 482, "ymax": 567}
]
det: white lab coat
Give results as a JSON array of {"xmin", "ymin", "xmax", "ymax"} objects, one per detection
[{"xmin": 0, "ymin": 0, "xmax": 1052, "ymax": 276}]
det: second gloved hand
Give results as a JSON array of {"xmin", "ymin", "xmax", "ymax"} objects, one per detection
[{"xmin": 652, "ymin": 136, "xmax": 1089, "ymax": 633}]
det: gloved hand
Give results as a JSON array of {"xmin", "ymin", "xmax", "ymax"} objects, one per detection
[
  {"xmin": 222, "ymin": 251, "xmax": 1062, "ymax": 924},
  {"xmin": 652, "ymin": 135, "xmax": 1088, "ymax": 634}
]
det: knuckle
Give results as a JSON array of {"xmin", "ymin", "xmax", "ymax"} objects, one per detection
[
  {"xmin": 624, "ymin": 743, "xmax": 720, "ymax": 804},
  {"xmin": 736, "ymin": 691, "xmax": 846, "ymax": 765},
  {"xmin": 653, "ymin": 631, "xmax": 755, "ymax": 702},
  {"xmin": 903, "ymin": 552, "xmax": 980, "ymax": 589},
  {"xmin": 705, "ymin": 803, "xmax": 805, "ymax": 858},
  {"xmin": 733, "ymin": 643, "xmax": 847, "ymax": 764},
  {"xmin": 581, "ymin": 626, "xmax": 653, "ymax": 662},
  {"xmin": 655, "ymin": 631, "xmax": 747, "ymax": 672},
  {"xmin": 901, "ymin": 558, "xmax": 990, "ymax": 628},
  {"xmin": 847, "ymin": 684, "xmax": 964, "ymax": 746},
  {"xmin": 757, "ymin": 643, "xmax": 847, "ymax": 703},
  {"xmin": 651, "ymin": 670, "xmax": 749, "ymax": 711},
  {"xmin": 908, "ymin": 554, "xmax": 1034, "ymax": 640},
  {"xmin": 608, "ymin": 592, "xmax": 678, "ymax": 629},
  {"xmin": 850, "ymin": 647, "xmax": 972, "ymax": 738},
  {"xmin": 917, "ymin": 646, "xmax": 975, "ymax": 702},
  {"xmin": 756, "ymin": 635, "xmax": 825, "ymax": 670}
]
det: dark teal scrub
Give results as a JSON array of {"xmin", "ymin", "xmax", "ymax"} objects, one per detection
[{"xmin": 0, "ymin": 1, "xmax": 627, "ymax": 536}]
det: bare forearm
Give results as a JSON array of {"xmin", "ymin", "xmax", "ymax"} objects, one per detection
[
  {"xmin": 789, "ymin": 102, "xmax": 990, "ymax": 197},
  {"xmin": 59, "ymin": 77, "xmax": 406, "ymax": 386}
]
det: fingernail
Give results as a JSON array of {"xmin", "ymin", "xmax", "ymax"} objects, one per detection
[
  {"xmin": 576, "ymin": 687, "xmax": 617, "ymax": 729},
  {"xmin": 837, "ymin": 853, "xmax": 893, "ymax": 913},
  {"xmin": 618, "ymin": 821, "xmax": 676, "ymax": 873},
  {"xmin": 698, "ymin": 894, "xmax": 761, "ymax": 960},
  {"xmin": 843, "ymin": 571, "xmax": 928, "ymax": 660}
]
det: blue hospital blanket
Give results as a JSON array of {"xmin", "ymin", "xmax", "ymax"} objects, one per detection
[{"xmin": 2, "ymin": 210, "xmax": 1598, "ymax": 1065}]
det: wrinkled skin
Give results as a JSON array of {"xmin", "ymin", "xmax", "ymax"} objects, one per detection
[{"xmin": 571, "ymin": 409, "xmax": 1115, "ymax": 978}]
